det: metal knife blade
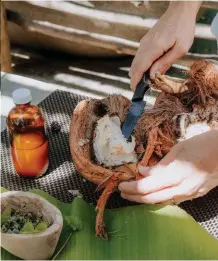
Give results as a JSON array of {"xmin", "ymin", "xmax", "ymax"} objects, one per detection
[{"xmin": 122, "ymin": 70, "xmax": 150, "ymax": 140}]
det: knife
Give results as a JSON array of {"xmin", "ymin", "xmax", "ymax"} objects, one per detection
[{"xmin": 122, "ymin": 70, "xmax": 150, "ymax": 140}]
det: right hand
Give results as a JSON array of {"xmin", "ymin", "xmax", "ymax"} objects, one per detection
[{"xmin": 129, "ymin": 1, "xmax": 200, "ymax": 90}]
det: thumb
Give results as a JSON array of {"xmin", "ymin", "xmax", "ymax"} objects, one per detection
[
  {"xmin": 150, "ymin": 43, "xmax": 187, "ymax": 78},
  {"xmin": 139, "ymin": 164, "xmax": 169, "ymax": 178},
  {"xmin": 138, "ymin": 166, "xmax": 150, "ymax": 177},
  {"xmin": 138, "ymin": 144, "xmax": 180, "ymax": 176},
  {"xmin": 130, "ymin": 71, "xmax": 144, "ymax": 92}
]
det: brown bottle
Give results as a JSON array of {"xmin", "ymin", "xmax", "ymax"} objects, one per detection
[{"xmin": 7, "ymin": 88, "xmax": 49, "ymax": 178}]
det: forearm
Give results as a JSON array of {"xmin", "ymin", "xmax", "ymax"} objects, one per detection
[{"xmin": 167, "ymin": 1, "xmax": 202, "ymax": 18}]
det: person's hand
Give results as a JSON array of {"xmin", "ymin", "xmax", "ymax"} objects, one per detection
[
  {"xmin": 118, "ymin": 130, "xmax": 218, "ymax": 205},
  {"xmin": 129, "ymin": 1, "xmax": 202, "ymax": 90}
]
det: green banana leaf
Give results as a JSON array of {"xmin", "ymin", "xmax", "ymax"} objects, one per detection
[{"xmin": 1, "ymin": 188, "xmax": 218, "ymax": 260}]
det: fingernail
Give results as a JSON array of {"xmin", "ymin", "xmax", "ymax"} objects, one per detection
[
  {"xmin": 138, "ymin": 166, "xmax": 150, "ymax": 174},
  {"xmin": 118, "ymin": 183, "xmax": 124, "ymax": 191},
  {"xmin": 121, "ymin": 193, "xmax": 126, "ymax": 199},
  {"xmin": 150, "ymin": 71, "xmax": 155, "ymax": 80},
  {"xmin": 151, "ymin": 71, "xmax": 161, "ymax": 80},
  {"xmin": 152, "ymin": 71, "xmax": 161, "ymax": 79}
]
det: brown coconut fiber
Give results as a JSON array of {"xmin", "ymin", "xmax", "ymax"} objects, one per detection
[{"xmin": 69, "ymin": 59, "xmax": 218, "ymax": 240}]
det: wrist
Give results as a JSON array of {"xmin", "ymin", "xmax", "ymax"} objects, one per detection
[
  {"xmin": 214, "ymin": 169, "xmax": 218, "ymax": 188},
  {"xmin": 167, "ymin": 1, "xmax": 202, "ymax": 18}
]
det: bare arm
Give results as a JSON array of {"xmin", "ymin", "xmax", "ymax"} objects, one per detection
[{"xmin": 129, "ymin": 1, "xmax": 202, "ymax": 90}]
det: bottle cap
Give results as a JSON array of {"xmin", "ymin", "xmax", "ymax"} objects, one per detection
[{"xmin": 12, "ymin": 88, "xmax": 32, "ymax": 104}]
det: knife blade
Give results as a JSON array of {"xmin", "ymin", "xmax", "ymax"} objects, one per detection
[{"xmin": 122, "ymin": 70, "xmax": 150, "ymax": 140}]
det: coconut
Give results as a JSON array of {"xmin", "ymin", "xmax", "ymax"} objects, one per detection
[
  {"xmin": 0, "ymin": 191, "xmax": 63, "ymax": 260},
  {"xmin": 152, "ymin": 59, "xmax": 218, "ymax": 107},
  {"xmin": 173, "ymin": 101, "xmax": 218, "ymax": 142},
  {"xmin": 69, "ymin": 59, "xmax": 218, "ymax": 240},
  {"xmin": 70, "ymin": 95, "xmax": 137, "ymax": 240},
  {"xmin": 70, "ymin": 95, "xmax": 136, "ymax": 186},
  {"xmin": 93, "ymin": 115, "xmax": 137, "ymax": 167}
]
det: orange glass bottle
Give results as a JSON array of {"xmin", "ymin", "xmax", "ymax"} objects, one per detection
[{"xmin": 7, "ymin": 88, "xmax": 49, "ymax": 178}]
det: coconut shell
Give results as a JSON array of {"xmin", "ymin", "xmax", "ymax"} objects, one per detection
[
  {"xmin": 69, "ymin": 95, "xmax": 137, "ymax": 186},
  {"xmin": 69, "ymin": 59, "xmax": 218, "ymax": 239},
  {"xmin": 70, "ymin": 60, "xmax": 218, "ymax": 185}
]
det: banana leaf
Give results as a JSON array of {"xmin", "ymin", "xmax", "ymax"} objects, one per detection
[{"xmin": 1, "ymin": 188, "xmax": 218, "ymax": 260}]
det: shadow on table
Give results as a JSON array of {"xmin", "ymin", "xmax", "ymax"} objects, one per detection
[{"xmin": 10, "ymin": 44, "xmax": 188, "ymax": 100}]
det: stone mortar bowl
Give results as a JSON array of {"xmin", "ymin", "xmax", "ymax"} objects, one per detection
[{"xmin": 0, "ymin": 191, "xmax": 63, "ymax": 260}]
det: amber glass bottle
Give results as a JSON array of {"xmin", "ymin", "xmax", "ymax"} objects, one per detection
[{"xmin": 7, "ymin": 88, "xmax": 49, "ymax": 178}]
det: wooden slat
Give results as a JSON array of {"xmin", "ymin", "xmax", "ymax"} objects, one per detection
[
  {"xmin": 6, "ymin": 12, "xmax": 218, "ymax": 68},
  {"xmin": 89, "ymin": 1, "xmax": 169, "ymax": 18},
  {"xmin": 89, "ymin": 1, "xmax": 218, "ymax": 17},
  {"xmin": 4, "ymin": 1, "xmax": 217, "ymax": 63},
  {"xmin": 4, "ymin": 1, "xmax": 216, "ymax": 42},
  {"xmin": 201, "ymin": 1, "xmax": 218, "ymax": 10},
  {"xmin": 1, "ymin": 2, "xmax": 12, "ymax": 73}
]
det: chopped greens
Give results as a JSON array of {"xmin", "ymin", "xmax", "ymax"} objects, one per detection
[
  {"xmin": 34, "ymin": 222, "xmax": 48, "ymax": 233},
  {"xmin": 1, "ymin": 205, "xmax": 12, "ymax": 225},
  {"xmin": 20, "ymin": 221, "xmax": 35, "ymax": 234},
  {"xmin": 1, "ymin": 204, "xmax": 52, "ymax": 234}
]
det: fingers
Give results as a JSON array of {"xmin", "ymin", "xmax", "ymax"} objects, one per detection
[
  {"xmin": 129, "ymin": 40, "xmax": 190, "ymax": 91},
  {"xmin": 121, "ymin": 185, "xmax": 184, "ymax": 204},
  {"xmin": 149, "ymin": 143, "xmax": 181, "ymax": 167},
  {"xmin": 137, "ymin": 145, "xmax": 178, "ymax": 177},
  {"xmin": 120, "ymin": 176, "xmax": 202, "ymax": 204},
  {"xmin": 129, "ymin": 47, "xmax": 164, "ymax": 91},
  {"xmin": 138, "ymin": 166, "xmax": 150, "ymax": 177},
  {"xmin": 150, "ymin": 41, "xmax": 189, "ymax": 77},
  {"xmin": 156, "ymin": 179, "xmax": 207, "ymax": 205},
  {"xmin": 118, "ymin": 162, "xmax": 185, "ymax": 195},
  {"xmin": 120, "ymin": 163, "xmax": 206, "ymax": 205},
  {"xmin": 161, "ymin": 194, "xmax": 195, "ymax": 205}
]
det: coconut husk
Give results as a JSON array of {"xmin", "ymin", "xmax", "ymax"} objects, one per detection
[
  {"xmin": 70, "ymin": 95, "xmax": 138, "ymax": 239},
  {"xmin": 70, "ymin": 95, "xmax": 137, "ymax": 185},
  {"xmin": 69, "ymin": 59, "xmax": 218, "ymax": 240},
  {"xmin": 152, "ymin": 59, "xmax": 218, "ymax": 107}
]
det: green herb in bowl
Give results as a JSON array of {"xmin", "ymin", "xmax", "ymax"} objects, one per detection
[{"xmin": 1, "ymin": 204, "xmax": 52, "ymax": 234}]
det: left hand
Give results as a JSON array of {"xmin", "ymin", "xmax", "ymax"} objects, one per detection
[{"xmin": 118, "ymin": 130, "xmax": 218, "ymax": 205}]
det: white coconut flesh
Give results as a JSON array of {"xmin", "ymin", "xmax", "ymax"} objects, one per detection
[
  {"xmin": 93, "ymin": 115, "xmax": 137, "ymax": 167},
  {"xmin": 174, "ymin": 106, "xmax": 218, "ymax": 142},
  {"xmin": 178, "ymin": 117, "xmax": 211, "ymax": 142}
]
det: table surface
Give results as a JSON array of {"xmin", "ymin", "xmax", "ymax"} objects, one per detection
[
  {"xmin": 1, "ymin": 72, "xmax": 54, "ymax": 131},
  {"xmin": 1, "ymin": 71, "xmax": 218, "ymax": 240},
  {"xmin": 1, "ymin": 69, "xmax": 158, "ymax": 131}
]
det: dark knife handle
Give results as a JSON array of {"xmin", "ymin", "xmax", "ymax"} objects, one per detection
[{"xmin": 132, "ymin": 70, "xmax": 150, "ymax": 102}]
